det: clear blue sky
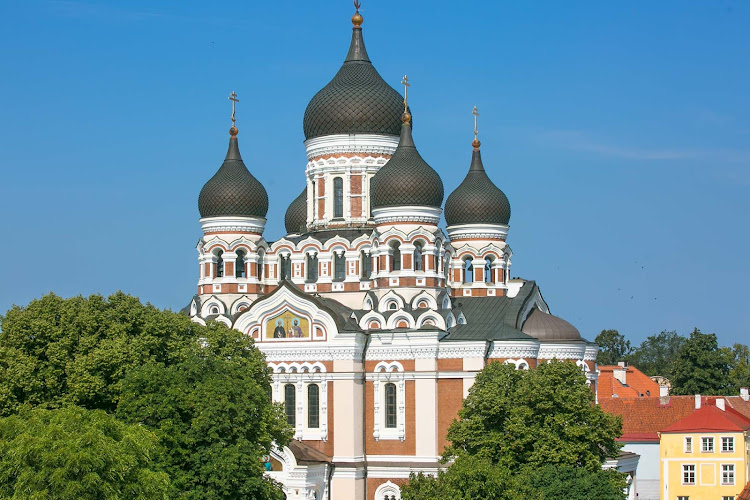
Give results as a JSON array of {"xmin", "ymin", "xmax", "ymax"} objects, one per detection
[{"xmin": 1, "ymin": 1, "xmax": 748, "ymax": 348}]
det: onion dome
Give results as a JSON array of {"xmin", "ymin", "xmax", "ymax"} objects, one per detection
[
  {"xmin": 445, "ymin": 141, "xmax": 511, "ymax": 226},
  {"xmin": 302, "ymin": 11, "xmax": 410, "ymax": 140},
  {"xmin": 284, "ymin": 187, "xmax": 307, "ymax": 234},
  {"xmin": 522, "ymin": 308, "xmax": 581, "ymax": 341},
  {"xmin": 370, "ymin": 118, "xmax": 444, "ymax": 209},
  {"xmin": 198, "ymin": 127, "xmax": 269, "ymax": 218}
]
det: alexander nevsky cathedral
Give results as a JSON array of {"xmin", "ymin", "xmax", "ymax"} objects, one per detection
[{"xmin": 186, "ymin": 5, "xmax": 599, "ymax": 499}]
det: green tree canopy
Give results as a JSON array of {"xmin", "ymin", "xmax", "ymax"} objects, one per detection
[
  {"xmin": 595, "ymin": 329, "xmax": 631, "ymax": 366},
  {"xmin": 671, "ymin": 328, "xmax": 732, "ymax": 395},
  {"xmin": 0, "ymin": 406, "xmax": 169, "ymax": 500},
  {"xmin": 628, "ymin": 330, "xmax": 685, "ymax": 378},
  {"xmin": 401, "ymin": 361, "xmax": 626, "ymax": 500},
  {"xmin": 728, "ymin": 343, "xmax": 750, "ymax": 391}
]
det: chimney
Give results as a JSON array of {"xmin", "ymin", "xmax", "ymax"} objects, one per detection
[
  {"xmin": 614, "ymin": 364, "xmax": 627, "ymax": 385},
  {"xmin": 695, "ymin": 394, "xmax": 701, "ymax": 409},
  {"xmin": 741, "ymin": 388, "xmax": 749, "ymax": 402},
  {"xmin": 660, "ymin": 385, "xmax": 669, "ymax": 397},
  {"xmin": 716, "ymin": 398, "xmax": 725, "ymax": 411}
]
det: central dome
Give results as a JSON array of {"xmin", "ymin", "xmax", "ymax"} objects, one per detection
[{"xmin": 303, "ymin": 23, "xmax": 408, "ymax": 140}]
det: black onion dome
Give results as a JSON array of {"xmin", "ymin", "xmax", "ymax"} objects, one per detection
[
  {"xmin": 303, "ymin": 25, "xmax": 409, "ymax": 140},
  {"xmin": 198, "ymin": 134, "xmax": 269, "ymax": 218},
  {"xmin": 444, "ymin": 147, "xmax": 511, "ymax": 226},
  {"xmin": 284, "ymin": 187, "xmax": 307, "ymax": 234},
  {"xmin": 370, "ymin": 122, "xmax": 444, "ymax": 209}
]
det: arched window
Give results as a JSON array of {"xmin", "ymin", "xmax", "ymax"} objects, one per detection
[
  {"xmin": 334, "ymin": 252, "xmax": 345, "ymax": 281},
  {"xmin": 391, "ymin": 242, "xmax": 401, "ymax": 271},
  {"xmin": 444, "ymin": 254, "xmax": 451, "ymax": 281},
  {"xmin": 361, "ymin": 250, "xmax": 372, "ymax": 279},
  {"xmin": 279, "ymin": 255, "xmax": 290, "ymax": 280},
  {"xmin": 307, "ymin": 384, "xmax": 320, "ymax": 429},
  {"xmin": 215, "ymin": 250, "xmax": 224, "ymax": 278},
  {"xmin": 463, "ymin": 258, "xmax": 473, "ymax": 284},
  {"xmin": 388, "ymin": 301, "xmax": 398, "ymax": 311},
  {"xmin": 413, "ymin": 242, "xmax": 423, "ymax": 271},
  {"xmin": 484, "ymin": 257, "xmax": 492, "ymax": 283},
  {"xmin": 284, "ymin": 384, "xmax": 296, "ymax": 427},
  {"xmin": 306, "ymin": 254, "xmax": 318, "ymax": 282},
  {"xmin": 333, "ymin": 177, "xmax": 344, "ymax": 218},
  {"xmin": 384, "ymin": 383, "xmax": 397, "ymax": 429},
  {"xmin": 235, "ymin": 250, "xmax": 246, "ymax": 278},
  {"xmin": 257, "ymin": 252, "xmax": 264, "ymax": 281}
]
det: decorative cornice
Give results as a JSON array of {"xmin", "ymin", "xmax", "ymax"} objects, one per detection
[
  {"xmin": 304, "ymin": 133, "xmax": 400, "ymax": 160},
  {"xmin": 488, "ymin": 341, "xmax": 541, "ymax": 359},
  {"xmin": 200, "ymin": 216, "xmax": 266, "ymax": 234},
  {"xmin": 372, "ymin": 205, "xmax": 442, "ymax": 225},
  {"xmin": 446, "ymin": 223, "xmax": 509, "ymax": 241}
]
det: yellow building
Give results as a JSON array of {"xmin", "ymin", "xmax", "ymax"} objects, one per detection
[{"xmin": 660, "ymin": 396, "xmax": 750, "ymax": 500}]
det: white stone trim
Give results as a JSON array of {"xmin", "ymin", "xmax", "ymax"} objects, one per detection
[
  {"xmin": 372, "ymin": 205, "xmax": 442, "ymax": 225},
  {"xmin": 487, "ymin": 341, "xmax": 541, "ymax": 359},
  {"xmin": 537, "ymin": 343, "xmax": 588, "ymax": 360},
  {"xmin": 200, "ymin": 216, "xmax": 266, "ymax": 234},
  {"xmin": 373, "ymin": 362, "xmax": 406, "ymax": 442},
  {"xmin": 303, "ymin": 134, "xmax": 399, "ymax": 160},
  {"xmin": 446, "ymin": 222, "xmax": 509, "ymax": 240},
  {"xmin": 373, "ymin": 480, "xmax": 402, "ymax": 500}
]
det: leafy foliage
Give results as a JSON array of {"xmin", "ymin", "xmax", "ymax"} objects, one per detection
[
  {"xmin": 628, "ymin": 330, "xmax": 685, "ymax": 379},
  {"xmin": 728, "ymin": 343, "xmax": 750, "ymax": 391},
  {"xmin": 0, "ymin": 406, "xmax": 169, "ymax": 499},
  {"xmin": 595, "ymin": 329, "xmax": 632, "ymax": 366},
  {"xmin": 671, "ymin": 328, "xmax": 731, "ymax": 395}
]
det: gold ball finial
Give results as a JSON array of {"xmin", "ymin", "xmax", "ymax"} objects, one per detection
[
  {"xmin": 352, "ymin": 0, "xmax": 363, "ymax": 26},
  {"xmin": 472, "ymin": 138, "xmax": 481, "ymax": 150},
  {"xmin": 401, "ymin": 111, "xmax": 412, "ymax": 123},
  {"xmin": 229, "ymin": 126, "xmax": 238, "ymax": 137}
]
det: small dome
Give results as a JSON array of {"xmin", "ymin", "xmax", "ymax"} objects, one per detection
[
  {"xmin": 303, "ymin": 24, "xmax": 409, "ymax": 140},
  {"xmin": 522, "ymin": 308, "xmax": 581, "ymax": 341},
  {"xmin": 284, "ymin": 187, "xmax": 307, "ymax": 234},
  {"xmin": 444, "ymin": 147, "xmax": 510, "ymax": 226},
  {"xmin": 370, "ymin": 121, "xmax": 444, "ymax": 209},
  {"xmin": 198, "ymin": 135, "xmax": 268, "ymax": 218}
]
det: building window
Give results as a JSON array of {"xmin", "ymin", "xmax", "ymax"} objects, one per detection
[
  {"xmin": 701, "ymin": 436, "xmax": 714, "ymax": 452},
  {"xmin": 677, "ymin": 497, "xmax": 690, "ymax": 500},
  {"xmin": 388, "ymin": 302, "xmax": 397, "ymax": 311},
  {"xmin": 279, "ymin": 255, "xmax": 290, "ymax": 280},
  {"xmin": 721, "ymin": 436, "xmax": 734, "ymax": 452},
  {"xmin": 722, "ymin": 464, "xmax": 735, "ymax": 485},
  {"xmin": 682, "ymin": 464, "xmax": 695, "ymax": 485},
  {"xmin": 684, "ymin": 436, "xmax": 692, "ymax": 453},
  {"xmin": 333, "ymin": 177, "xmax": 343, "ymax": 218},
  {"xmin": 284, "ymin": 384, "xmax": 296, "ymax": 427},
  {"xmin": 463, "ymin": 258, "xmax": 473, "ymax": 283},
  {"xmin": 384, "ymin": 383, "xmax": 397, "ymax": 429},
  {"xmin": 215, "ymin": 250, "xmax": 224, "ymax": 277},
  {"xmin": 307, "ymin": 384, "xmax": 320, "ymax": 429},
  {"xmin": 334, "ymin": 253, "xmax": 345, "ymax": 281},
  {"xmin": 722, "ymin": 497, "xmax": 735, "ymax": 500},
  {"xmin": 361, "ymin": 250, "xmax": 371, "ymax": 279},
  {"xmin": 235, "ymin": 250, "xmax": 246, "ymax": 278},
  {"xmin": 444, "ymin": 254, "xmax": 451, "ymax": 281},
  {"xmin": 484, "ymin": 257, "xmax": 492, "ymax": 282},
  {"xmin": 306, "ymin": 254, "xmax": 318, "ymax": 282},
  {"xmin": 391, "ymin": 242, "xmax": 401, "ymax": 271},
  {"xmin": 413, "ymin": 243, "xmax": 423, "ymax": 271}
]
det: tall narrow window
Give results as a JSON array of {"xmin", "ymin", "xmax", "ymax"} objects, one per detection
[
  {"xmin": 306, "ymin": 254, "xmax": 318, "ymax": 282},
  {"xmin": 685, "ymin": 436, "xmax": 693, "ymax": 453},
  {"xmin": 307, "ymin": 384, "xmax": 320, "ymax": 429},
  {"xmin": 235, "ymin": 250, "xmax": 246, "ymax": 278},
  {"xmin": 216, "ymin": 250, "xmax": 224, "ymax": 278},
  {"xmin": 702, "ymin": 436, "xmax": 714, "ymax": 452},
  {"xmin": 361, "ymin": 250, "xmax": 372, "ymax": 279},
  {"xmin": 391, "ymin": 242, "xmax": 401, "ymax": 271},
  {"xmin": 311, "ymin": 180, "xmax": 317, "ymax": 219},
  {"xmin": 464, "ymin": 258, "xmax": 473, "ymax": 283},
  {"xmin": 484, "ymin": 258, "xmax": 492, "ymax": 283},
  {"xmin": 444, "ymin": 254, "xmax": 451, "ymax": 281},
  {"xmin": 279, "ymin": 255, "xmax": 290, "ymax": 280},
  {"xmin": 257, "ymin": 253, "xmax": 264, "ymax": 281},
  {"xmin": 334, "ymin": 253, "xmax": 345, "ymax": 281},
  {"xmin": 284, "ymin": 384, "xmax": 296, "ymax": 427},
  {"xmin": 333, "ymin": 177, "xmax": 344, "ymax": 218},
  {"xmin": 385, "ymin": 383, "xmax": 397, "ymax": 428},
  {"xmin": 413, "ymin": 243, "xmax": 423, "ymax": 271}
]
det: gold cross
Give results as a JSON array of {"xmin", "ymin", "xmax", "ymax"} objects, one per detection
[
  {"xmin": 472, "ymin": 105, "xmax": 479, "ymax": 140},
  {"xmin": 401, "ymin": 75, "xmax": 410, "ymax": 112},
  {"xmin": 228, "ymin": 91, "xmax": 239, "ymax": 126}
]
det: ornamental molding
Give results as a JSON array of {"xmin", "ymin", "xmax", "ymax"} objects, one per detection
[
  {"xmin": 304, "ymin": 133, "xmax": 399, "ymax": 160},
  {"xmin": 583, "ymin": 344, "xmax": 599, "ymax": 361},
  {"xmin": 437, "ymin": 343, "xmax": 487, "ymax": 359},
  {"xmin": 487, "ymin": 341, "xmax": 541, "ymax": 359},
  {"xmin": 365, "ymin": 345, "xmax": 440, "ymax": 360},
  {"xmin": 537, "ymin": 343, "xmax": 587, "ymax": 360},
  {"xmin": 372, "ymin": 205, "xmax": 442, "ymax": 225},
  {"xmin": 200, "ymin": 216, "xmax": 266, "ymax": 235},
  {"xmin": 259, "ymin": 345, "xmax": 365, "ymax": 362}
]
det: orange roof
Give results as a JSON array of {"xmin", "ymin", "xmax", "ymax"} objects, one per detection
[
  {"xmin": 738, "ymin": 480, "xmax": 750, "ymax": 500},
  {"xmin": 597, "ymin": 364, "xmax": 661, "ymax": 400},
  {"xmin": 662, "ymin": 400, "xmax": 750, "ymax": 433},
  {"xmin": 598, "ymin": 396, "xmax": 696, "ymax": 441},
  {"xmin": 728, "ymin": 396, "xmax": 750, "ymax": 420}
]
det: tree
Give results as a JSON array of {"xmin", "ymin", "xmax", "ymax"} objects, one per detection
[
  {"xmin": 628, "ymin": 330, "xmax": 685, "ymax": 378},
  {"xmin": 401, "ymin": 361, "xmax": 626, "ymax": 500},
  {"xmin": 671, "ymin": 328, "xmax": 731, "ymax": 395},
  {"xmin": 0, "ymin": 406, "xmax": 169, "ymax": 499},
  {"xmin": 728, "ymin": 343, "xmax": 750, "ymax": 391},
  {"xmin": 595, "ymin": 329, "xmax": 631, "ymax": 366}
]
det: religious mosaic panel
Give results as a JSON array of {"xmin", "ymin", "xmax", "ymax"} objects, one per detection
[{"xmin": 266, "ymin": 311, "xmax": 309, "ymax": 339}]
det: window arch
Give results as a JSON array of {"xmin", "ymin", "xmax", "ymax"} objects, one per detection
[
  {"xmin": 384, "ymin": 383, "xmax": 397, "ymax": 429},
  {"xmin": 307, "ymin": 384, "xmax": 319, "ymax": 429},
  {"xmin": 333, "ymin": 177, "xmax": 344, "ymax": 218},
  {"xmin": 256, "ymin": 251, "xmax": 264, "ymax": 281},
  {"xmin": 235, "ymin": 250, "xmax": 246, "ymax": 278},
  {"xmin": 388, "ymin": 301, "xmax": 398, "ymax": 311},
  {"xmin": 463, "ymin": 258, "xmax": 473, "ymax": 284},
  {"xmin": 279, "ymin": 254, "xmax": 290, "ymax": 280},
  {"xmin": 215, "ymin": 250, "xmax": 224, "ymax": 278},
  {"xmin": 306, "ymin": 253, "xmax": 318, "ymax": 282},
  {"xmin": 444, "ymin": 253, "xmax": 451, "ymax": 281},
  {"xmin": 413, "ymin": 242, "xmax": 423, "ymax": 271},
  {"xmin": 334, "ymin": 252, "xmax": 345, "ymax": 281},
  {"xmin": 484, "ymin": 256, "xmax": 493, "ymax": 283},
  {"xmin": 284, "ymin": 384, "xmax": 296, "ymax": 427},
  {"xmin": 360, "ymin": 250, "xmax": 372, "ymax": 279},
  {"xmin": 391, "ymin": 241, "xmax": 401, "ymax": 271}
]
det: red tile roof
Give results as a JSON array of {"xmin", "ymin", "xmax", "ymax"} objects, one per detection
[
  {"xmin": 597, "ymin": 365, "xmax": 660, "ymax": 400},
  {"xmin": 661, "ymin": 400, "xmax": 750, "ymax": 433},
  {"xmin": 598, "ymin": 396, "xmax": 696, "ymax": 441},
  {"xmin": 727, "ymin": 396, "xmax": 750, "ymax": 420},
  {"xmin": 738, "ymin": 480, "xmax": 750, "ymax": 500}
]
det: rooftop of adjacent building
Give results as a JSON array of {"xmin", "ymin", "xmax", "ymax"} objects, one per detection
[{"xmin": 597, "ymin": 363, "xmax": 660, "ymax": 399}]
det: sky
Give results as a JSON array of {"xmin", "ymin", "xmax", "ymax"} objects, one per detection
[{"xmin": 1, "ymin": 1, "xmax": 748, "ymax": 348}]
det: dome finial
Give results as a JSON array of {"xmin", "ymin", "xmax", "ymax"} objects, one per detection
[
  {"xmin": 401, "ymin": 75, "xmax": 411, "ymax": 123},
  {"xmin": 228, "ymin": 91, "xmax": 239, "ymax": 137},
  {"xmin": 352, "ymin": 0, "xmax": 363, "ymax": 27},
  {"xmin": 472, "ymin": 105, "xmax": 481, "ymax": 150}
]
